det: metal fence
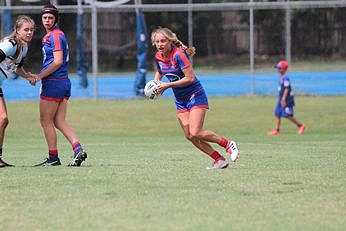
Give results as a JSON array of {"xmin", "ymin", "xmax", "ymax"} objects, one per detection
[{"xmin": 1, "ymin": 0, "xmax": 346, "ymax": 98}]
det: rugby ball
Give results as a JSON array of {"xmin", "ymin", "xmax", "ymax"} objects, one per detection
[{"xmin": 144, "ymin": 80, "xmax": 161, "ymax": 99}]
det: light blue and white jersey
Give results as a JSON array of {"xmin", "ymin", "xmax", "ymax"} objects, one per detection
[{"xmin": 0, "ymin": 39, "xmax": 28, "ymax": 86}]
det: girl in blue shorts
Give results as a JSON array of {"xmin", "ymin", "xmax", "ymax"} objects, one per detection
[
  {"xmin": 268, "ymin": 60, "xmax": 306, "ymax": 135},
  {"xmin": 151, "ymin": 27, "xmax": 239, "ymax": 170},
  {"xmin": 32, "ymin": 5, "xmax": 87, "ymax": 167}
]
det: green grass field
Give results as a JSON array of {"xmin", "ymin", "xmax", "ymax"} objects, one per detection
[{"xmin": 0, "ymin": 96, "xmax": 345, "ymax": 231}]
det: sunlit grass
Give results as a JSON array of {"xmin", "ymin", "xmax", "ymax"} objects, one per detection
[{"xmin": 0, "ymin": 96, "xmax": 345, "ymax": 231}]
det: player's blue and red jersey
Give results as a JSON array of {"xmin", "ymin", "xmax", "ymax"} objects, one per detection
[
  {"xmin": 278, "ymin": 74, "xmax": 295, "ymax": 107},
  {"xmin": 155, "ymin": 46, "xmax": 203, "ymax": 99},
  {"xmin": 40, "ymin": 26, "xmax": 71, "ymax": 102},
  {"xmin": 41, "ymin": 26, "xmax": 69, "ymax": 79}
]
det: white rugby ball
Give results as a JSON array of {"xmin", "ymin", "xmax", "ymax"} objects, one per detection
[{"xmin": 144, "ymin": 80, "xmax": 161, "ymax": 99}]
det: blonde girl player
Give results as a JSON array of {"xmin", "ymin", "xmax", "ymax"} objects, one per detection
[
  {"xmin": 0, "ymin": 15, "xmax": 35, "ymax": 167},
  {"xmin": 267, "ymin": 60, "xmax": 306, "ymax": 135},
  {"xmin": 32, "ymin": 4, "xmax": 87, "ymax": 166},
  {"xmin": 151, "ymin": 27, "xmax": 239, "ymax": 170}
]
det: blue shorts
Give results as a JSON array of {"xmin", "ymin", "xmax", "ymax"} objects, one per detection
[
  {"xmin": 40, "ymin": 78, "xmax": 71, "ymax": 102},
  {"xmin": 275, "ymin": 103, "xmax": 294, "ymax": 117},
  {"xmin": 175, "ymin": 88, "xmax": 209, "ymax": 113}
]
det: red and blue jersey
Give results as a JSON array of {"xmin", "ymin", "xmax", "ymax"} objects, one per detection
[
  {"xmin": 155, "ymin": 46, "xmax": 203, "ymax": 99},
  {"xmin": 41, "ymin": 26, "xmax": 69, "ymax": 79}
]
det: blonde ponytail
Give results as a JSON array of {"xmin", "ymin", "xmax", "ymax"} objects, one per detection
[
  {"xmin": 173, "ymin": 39, "xmax": 196, "ymax": 56},
  {"xmin": 151, "ymin": 27, "xmax": 196, "ymax": 57}
]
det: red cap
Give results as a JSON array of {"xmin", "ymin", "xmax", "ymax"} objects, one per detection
[{"xmin": 274, "ymin": 60, "xmax": 289, "ymax": 69}]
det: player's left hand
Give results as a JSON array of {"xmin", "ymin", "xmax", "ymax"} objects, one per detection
[
  {"xmin": 27, "ymin": 72, "xmax": 39, "ymax": 86},
  {"xmin": 26, "ymin": 72, "xmax": 36, "ymax": 86},
  {"xmin": 157, "ymin": 82, "xmax": 168, "ymax": 95}
]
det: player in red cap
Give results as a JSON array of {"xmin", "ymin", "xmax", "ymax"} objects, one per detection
[{"xmin": 268, "ymin": 60, "xmax": 306, "ymax": 135}]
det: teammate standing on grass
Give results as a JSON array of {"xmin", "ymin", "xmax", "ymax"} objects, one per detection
[
  {"xmin": 267, "ymin": 60, "xmax": 306, "ymax": 136},
  {"xmin": 0, "ymin": 15, "xmax": 36, "ymax": 168},
  {"xmin": 150, "ymin": 27, "xmax": 239, "ymax": 170},
  {"xmin": 32, "ymin": 4, "xmax": 87, "ymax": 167}
]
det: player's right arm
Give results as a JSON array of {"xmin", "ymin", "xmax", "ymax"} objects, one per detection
[
  {"xmin": 154, "ymin": 70, "xmax": 162, "ymax": 81},
  {"xmin": 281, "ymin": 87, "xmax": 289, "ymax": 108}
]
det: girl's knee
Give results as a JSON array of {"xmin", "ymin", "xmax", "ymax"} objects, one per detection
[
  {"xmin": 40, "ymin": 117, "xmax": 54, "ymax": 129},
  {"xmin": 54, "ymin": 120, "xmax": 64, "ymax": 131},
  {"xmin": 189, "ymin": 130, "xmax": 203, "ymax": 140},
  {"xmin": 0, "ymin": 115, "xmax": 9, "ymax": 128},
  {"xmin": 54, "ymin": 119, "xmax": 71, "ymax": 132}
]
